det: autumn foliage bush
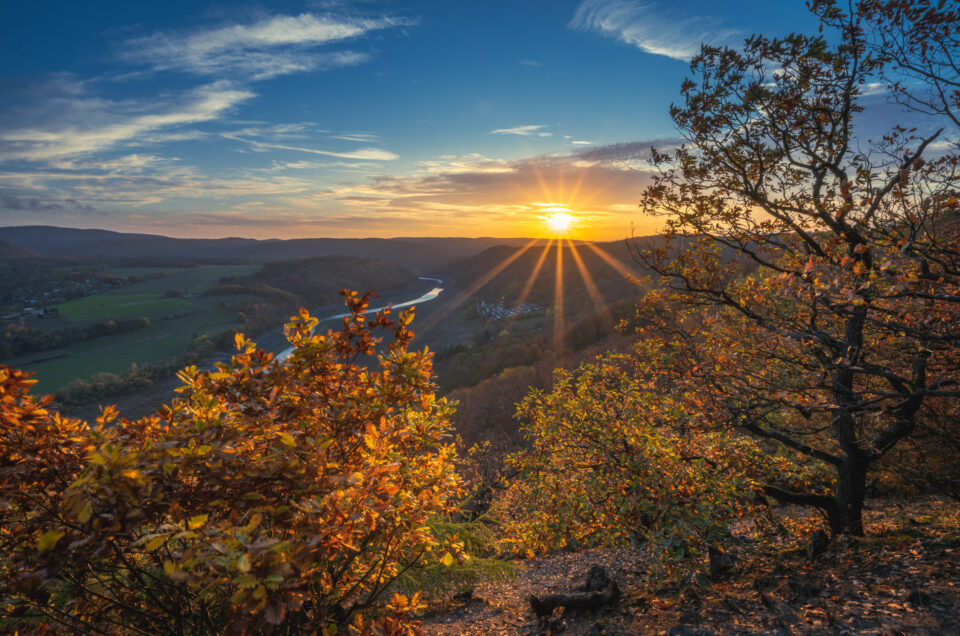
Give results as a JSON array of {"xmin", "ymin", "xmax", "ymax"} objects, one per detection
[
  {"xmin": 493, "ymin": 340, "xmax": 831, "ymax": 579},
  {"xmin": 0, "ymin": 291, "xmax": 463, "ymax": 634}
]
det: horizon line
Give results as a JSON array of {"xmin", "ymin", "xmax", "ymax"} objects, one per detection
[{"xmin": 1, "ymin": 223, "xmax": 642, "ymax": 244}]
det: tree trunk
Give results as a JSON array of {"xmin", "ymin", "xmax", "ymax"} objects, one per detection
[{"xmin": 831, "ymin": 455, "xmax": 868, "ymax": 536}]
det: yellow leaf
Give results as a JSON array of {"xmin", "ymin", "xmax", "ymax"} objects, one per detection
[
  {"xmin": 188, "ymin": 514, "xmax": 208, "ymax": 530},
  {"xmin": 235, "ymin": 574, "xmax": 258, "ymax": 589},
  {"xmin": 38, "ymin": 530, "xmax": 65, "ymax": 552},
  {"xmin": 440, "ymin": 552, "xmax": 455, "ymax": 567},
  {"xmin": 252, "ymin": 585, "xmax": 267, "ymax": 600},
  {"xmin": 77, "ymin": 501, "xmax": 92, "ymax": 524},
  {"xmin": 245, "ymin": 513, "xmax": 263, "ymax": 532},
  {"xmin": 145, "ymin": 536, "xmax": 167, "ymax": 551},
  {"xmin": 237, "ymin": 554, "xmax": 251, "ymax": 573},
  {"xmin": 278, "ymin": 432, "xmax": 296, "ymax": 448}
]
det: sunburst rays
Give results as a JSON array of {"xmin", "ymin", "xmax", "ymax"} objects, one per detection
[
  {"xmin": 415, "ymin": 236, "xmax": 638, "ymax": 357},
  {"xmin": 567, "ymin": 239, "xmax": 610, "ymax": 324},
  {"xmin": 419, "ymin": 238, "xmax": 541, "ymax": 332},
  {"xmin": 512, "ymin": 239, "xmax": 554, "ymax": 312},
  {"xmin": 413, "ymin": 161, "xmax": 640, "ymax": 354},
  {"xmin": 553, "ymin": 239, "xmax": 565, "ymax": 353},
  {"xmin": 584, "ymin": 242, "xmax": 638, "ymax": 282}
]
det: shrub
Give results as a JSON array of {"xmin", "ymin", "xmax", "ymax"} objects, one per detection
[
  {"xmin": 494, "ymin": 348, "xmax": 806, "ymax": 580},
  {"xmin": 1, "ymin": 291, "xmax": 463, "ymax": 634}
]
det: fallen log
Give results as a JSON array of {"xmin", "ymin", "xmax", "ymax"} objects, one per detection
[{"xmin": 528, "ymin": 565, "xmax": 621, "ymax": 618}]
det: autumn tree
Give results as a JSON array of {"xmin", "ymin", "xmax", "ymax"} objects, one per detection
[
  {"xmin": 495, "ymin": 345, "xmax": 788, "ymax": 578},
  {"xmin": 634, "ymin": 0, "xmax": 960, "ymax": 535},
  {"xmin": 1, "ymin": 291, "xmax": 463, "ymax": 634}
]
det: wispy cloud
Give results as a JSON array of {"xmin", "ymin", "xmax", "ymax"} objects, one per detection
[
  {"xmin": 1, "ymin": 195, "xmax": 96, "ymax": 213},
  {"xmin": 490, "ymin": 124, "xmax": 552, "ymax": 137},
  {"xmin": 126, "ymin": 13, "xmax": 409, "ymax": 80},
  {"xmin": 570, "ymin": 0, "xmax": 738, "ymax": 61},
  {"xmin": 222, "ymin": 129, "xmax": 398, "ymax": 160},
  {"xmin": 571, "ymin": 140, "xmax": 595, "ymax": 145},
  {"xmin": 519, "ymin": 59, "xmax": 543, "ymax": 67},
  {"xmin": 0, "ymin": 81, "xmax": 252, "ymax": 163},
  {"xmin": 0, "ymin": 153, "xmax": 312, "ymax": 212},
  {"xmin": 332, "ymin": 132, "xmax": 379, "ymax": 143}
]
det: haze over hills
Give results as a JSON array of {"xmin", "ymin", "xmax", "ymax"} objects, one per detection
[{"xmin": 0, "ymin": 226, "xmax": 547, "ymax": 272}]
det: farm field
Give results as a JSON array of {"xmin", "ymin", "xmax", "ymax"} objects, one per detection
[
  {"xmin": 105, "ymin": 264, "xmax": 260, "ymax": 294},
  {"xmin": 56, "ymin": 293, "xmax": 193, "ymax": 321},
  {"xmin": 11, "ymin": 265, "xmax": 261, "ymax": 394},
  {"xmin": 11, "ymin": 305, "xmax": 238, "ymax": 394}
]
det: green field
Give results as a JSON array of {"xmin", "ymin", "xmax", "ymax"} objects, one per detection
[
  {"xmin": 11, "ymin": 265, "xmax": 262, "ymax": 394},
  {"xmin": 106, "ymin": 265, "xmax": 260, "ymax": 295},
  {"xmin": 56, "ymin": 293, "xmax": 193, "ymax": 321}
]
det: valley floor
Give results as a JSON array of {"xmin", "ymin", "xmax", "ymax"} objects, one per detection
[{"xmin": 421, "ymin": 497, "xmax": 960, "ymax": 635}]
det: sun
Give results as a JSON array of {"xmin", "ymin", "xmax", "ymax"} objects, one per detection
[
  {"xmin": 545, "ymin": 213, "xmax": 575, "ymax": 232},
  {"xmin": 539, "ymin": 205, "xmax": 577, "ymax": 234}
]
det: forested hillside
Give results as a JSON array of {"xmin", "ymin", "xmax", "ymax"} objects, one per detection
[{"xmin": 217, "ymin": 255, "xmax": 419, "ymax": 307}]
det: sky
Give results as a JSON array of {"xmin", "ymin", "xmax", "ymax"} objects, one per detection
[{"xmin": 0, "ymin": 1, "xmax": 827, "ymax": 240}]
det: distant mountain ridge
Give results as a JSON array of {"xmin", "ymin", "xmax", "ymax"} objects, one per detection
[{"xmin": 0, "ymin": 226, "xmax": 549, "ymax": 272}]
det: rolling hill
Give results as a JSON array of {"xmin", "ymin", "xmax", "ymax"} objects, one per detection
[{"xmin": 0, "ymin": 226, "xmax": 544, "ymax": 272}]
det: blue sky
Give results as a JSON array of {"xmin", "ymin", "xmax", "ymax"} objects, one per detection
[{"xmin": 0, "ymin": 1, "xmax": 827, "ymax": 239}]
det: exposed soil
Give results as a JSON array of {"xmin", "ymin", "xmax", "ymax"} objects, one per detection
[{"xmin": 422, "ymin": 498, "xmax": 960, "ymax": 635}]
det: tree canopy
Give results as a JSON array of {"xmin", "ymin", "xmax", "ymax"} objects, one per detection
[{"xmin": 629, "ymin": 0, "xmax": 960, "ymax": 535}]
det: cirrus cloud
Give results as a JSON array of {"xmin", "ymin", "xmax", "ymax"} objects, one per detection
[
  {"xmin": 0, "ymin": 81, "xmax": 253, "ymax": 164},
  {"xmin": 126, "ymin": 13, "xmax": 411, "ymax": 80},
  {"xmin": 570, "ymin": 0, "xmax": 739, "ymax": 61},
  {"xmin": 490, "ymin": 124, "xmax": 552, "ymax": 137}
]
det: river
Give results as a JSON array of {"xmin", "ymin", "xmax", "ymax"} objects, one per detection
[{"xmin": 276, "ymin": 276, "xmax": 445, "ymax": 361}]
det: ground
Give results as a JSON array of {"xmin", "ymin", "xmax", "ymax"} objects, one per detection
[{"xmin": 421, "ymin": 498, "xmax": 960, "ymax": 635}]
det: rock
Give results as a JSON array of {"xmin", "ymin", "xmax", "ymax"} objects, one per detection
[
  {"xmin": 906, "ymin": 588, "xmax": 932, "ymax": 607},
  {"xmin": 786, "ymin": 577, "xmax": 824, "ymax": 598},
  {"xmin": 529, "ymin": 566, "xmax": 621, "ymax": 618},
  {"xmin": 583, "ymin": 564, "xmax": 614, "ymax": 592},
  {"xmin": 665, "ymin": 625, "xmax": 714, "ymax": 636},
  {"xmin": 807, "ymin": 530, "xmax": 830, "ymax": 561},
  {"xmin": 708, "ymin": 543, "xmax": 736, "ymax": 580}
]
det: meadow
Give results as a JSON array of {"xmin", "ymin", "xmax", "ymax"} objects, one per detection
[{"xmin": 10, "ymin": 264, "xmax": 259, "ymax": 394}]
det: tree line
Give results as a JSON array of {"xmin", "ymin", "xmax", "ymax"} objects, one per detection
[{"xmin": 1, "ymin": 317, "xmax": 152, "ymax": 360}]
